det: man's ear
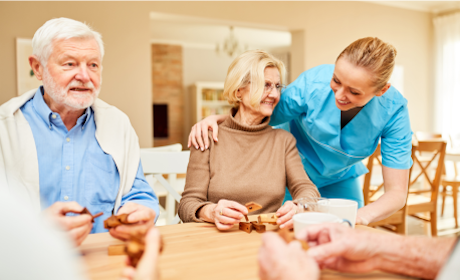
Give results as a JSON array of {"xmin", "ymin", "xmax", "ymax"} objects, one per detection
[
  {"xmin": 29, "ymin": 55, "xmax": 44, "ymax": 81},
  {"xmin": 376, "ymin": 83, "xmax": 391, "ymax": 97}
]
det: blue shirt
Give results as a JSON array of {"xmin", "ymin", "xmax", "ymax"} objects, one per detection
[
  {"xmin": 271, "ymin": 64, "xmax": 413, "ymax": 188},
  {"xmin": 20, "ymin": 87, "xmax": 160, "ymax": 233}
]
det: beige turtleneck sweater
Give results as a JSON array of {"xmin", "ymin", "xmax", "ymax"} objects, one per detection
[{"xmin": 178, "ymin": 113, "xmax": 320, "ymax": 223}]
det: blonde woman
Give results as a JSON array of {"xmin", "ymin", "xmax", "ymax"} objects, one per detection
[
  {"xmin": 189, "ymin": 38, "xmax": 413, "ymax": 226},
  {"xmin": 178, "ymin": 50, "xmax": 319, "ymax": 230}
]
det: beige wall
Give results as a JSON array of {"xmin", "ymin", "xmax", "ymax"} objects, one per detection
[
  {"xmin": 0, "ymin": 2, "xmax": 153, "ymax": 147},
  {"xmin": 0, "ymin": 2, "xmax": 434, "ymax": 148}
]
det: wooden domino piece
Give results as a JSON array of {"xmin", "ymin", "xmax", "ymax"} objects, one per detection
[
  {"xmin": 258, "ymin": 214, "xmax": 278, "ymax": 225},
  {"xmin": 108, "ymin": 244, "xmax": 126, "ymax": 256},
  {"xmin": 245, "ymin": 202, "xmax": 262, "ymax": 213},
  {"xmin": 250, "ymin": 221, "xmax": 266, "ymax": 233},
  {"xmin": 104, "ymin": 213, "xmax": 130, "ymax": 229},
  {"xmin": 80, "ymin": 207, "xmax": 103, "ymax": 223},
  {"xmin": 239, "ymin": 222, "xmax": 253, "ymax": 233}
]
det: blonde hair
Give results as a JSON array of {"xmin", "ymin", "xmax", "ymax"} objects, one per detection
[
  {"xmin": 336, "ymin": 37, "xmax": 397, "ymax": 90},
  {"xmin": 223, "ymin": 50, "xmax": 286, "ymax": 108}
]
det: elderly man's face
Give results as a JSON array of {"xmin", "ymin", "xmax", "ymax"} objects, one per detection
[{"xmin": 42, "ymin": 37, "xmax": 102, "ymax": 110}]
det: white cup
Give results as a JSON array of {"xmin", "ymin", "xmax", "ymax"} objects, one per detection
[
  {"xmin": 326, "ymin": 199, "xmax": 358, "ymax": 228},
  {"xmin": 293, "ymin": 212, "xmax": 352, "ymax": 237}
]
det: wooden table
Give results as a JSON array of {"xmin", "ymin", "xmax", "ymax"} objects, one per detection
[{"xmin": 80, "ymin": 222, "xmax": 417, "ymax": 280}]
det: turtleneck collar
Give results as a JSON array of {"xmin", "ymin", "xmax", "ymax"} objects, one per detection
[{"xmin": 222, "ymin": 108, "xmax": 271, "ymax": 133}]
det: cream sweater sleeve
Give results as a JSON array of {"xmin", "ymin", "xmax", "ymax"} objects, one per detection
[
  {"xmin": 178, "ymin": 142, "xmax": 214, "ymax": 223},
  {"xmin": 284, "ymin": 134, "xmax": 320, "ymax": 200}
]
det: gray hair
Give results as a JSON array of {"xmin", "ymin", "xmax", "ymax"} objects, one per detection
[{"xmin": 32, "ymin": 17, "xmax": 104, "ymax": 66}]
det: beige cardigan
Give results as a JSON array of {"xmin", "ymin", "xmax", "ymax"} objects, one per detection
[{"xmin": 0, "ymin": 89, "xmax": 140, "ymax": 212}]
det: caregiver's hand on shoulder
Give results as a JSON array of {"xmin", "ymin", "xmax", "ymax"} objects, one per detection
[
  {"xmin": 275, "ymin": 201, "xmax": 297, "ymax": 229},
  {"xmin": 301, "ymin": 223, "xmax": 389, "ymax": 273},
  {"xmin": 188, "ymin": 114, "xmax": 227, "ymax": 151},
  {"xmin": 258, "ymin": 232, "xmax": 320, "ymax": 280},
  {"xmin": 199, "ymin": 199, "xmax": 248, "ymax": 231}
]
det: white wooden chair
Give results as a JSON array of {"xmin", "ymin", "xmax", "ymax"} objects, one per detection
[{"xmin": 140, "ymin": 146, "xmax": 190, "ymax": 225}]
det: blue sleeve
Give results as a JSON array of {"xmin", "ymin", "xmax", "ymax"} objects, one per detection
[
  {"xmin": 120, "ymin": 161, "xmax": 160, "ymax": 222},
  {"xmin": 270, "ymin": 71, "xmax": 311, "ymax": 126},
  {"xmin": 380, "ymin": 104, "xmax": 413, "ymax": 169}
]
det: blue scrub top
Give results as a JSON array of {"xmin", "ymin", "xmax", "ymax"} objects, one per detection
[{"xmin": 270, "ymin": 64, "xmax": 413, "ymax": 188}]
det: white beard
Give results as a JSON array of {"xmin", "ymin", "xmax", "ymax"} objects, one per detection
[{"xmin": 42, "ymin": 68, "xmax": 101, "ymax": 110}]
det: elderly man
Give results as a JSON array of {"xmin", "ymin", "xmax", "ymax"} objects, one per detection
[
  {"xmin": 258, "ymin": 223, "xmax": 459, "ymax": 280},
  {"xmin": 0, "ymin": 18, "xmax": 159, "ymax": 245}
]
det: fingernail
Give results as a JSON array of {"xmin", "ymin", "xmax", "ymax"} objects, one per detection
[
  {"xmin": 195, "ymin": 146, "xmax": 199, "ymax": 150},
  {"xmin": 205, "ymin": 146, "xmax": 208, "ymax": 149},
  {"xmin": 276, "ymin": 213, "xmax": 280, "ymax": 217},
  {"xmin": 201, "ymin": 147, "xmax": 204, "ymax": 151},
  {"xmin": 280, "ymin": 224, "xmax": 284, "ymax": 229},
  {"xmin": 216, "ymin": 138, "xmax": 218, "ymax": 141}
]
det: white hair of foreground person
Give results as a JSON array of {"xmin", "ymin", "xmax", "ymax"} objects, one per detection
[{"xmin": 32, "ymin": 17, "xmax": 104, "ymax": 66}]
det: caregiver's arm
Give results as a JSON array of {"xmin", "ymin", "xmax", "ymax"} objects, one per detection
[
  {"xmin": 188, "ymin": 115, "xmax": 227, "ymax": 150},
  {"xmin": 356, "ymin": 167, "xmax": 408, "ymax": 225}
]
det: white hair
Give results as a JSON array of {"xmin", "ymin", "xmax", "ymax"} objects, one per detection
[{"xmin": 32, "ymin": 17, "xmax": 104, "ymax": 66}]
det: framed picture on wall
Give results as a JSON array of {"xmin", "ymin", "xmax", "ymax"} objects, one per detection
[{"xmin": 16, "ymin": 38, "xmax": 42, "ymax": 96}]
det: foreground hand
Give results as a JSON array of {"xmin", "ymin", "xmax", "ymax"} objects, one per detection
[
  {"xmin": 110, "ymin": 202, "xmax": 156, "ymax": 241},
  {"xmin": 355, "ymin": 215, "xmax": 370, "ymax": 226},
  {"xmin": 275, "ymin": 201, "xmax": 296, "ymax": 229},
  {"xmin": 202, "ymin": 199, "xmax": 248, "ymax": 231},
  {"xmin": 258, "ymin": 232, "xmax": 319, "ymax": 280},
  {"xmin": 120, "ymin": 228, "xmax": 161, "ymax": 280},
  {"xmin": 46, "ymin": 201, "xmax": 92, "ymax": 246},
  {"xmin": 301, "ymin": 223, "xmax": 389, "ymax": 273},
  {"xmin": 188, "ymin": 115, "xmax": 222, "ymax": 151}
]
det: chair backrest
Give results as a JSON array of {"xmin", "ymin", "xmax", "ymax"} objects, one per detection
[
  {"xmin": 141, "ymin": 143, "xmax": 182, "ymax": 153},
  {"xmin": 141, "ymin": 151, "xmax": 190, "ymax": 175},
  {"xmin": 415, "ymin": 131, "xmax": 443, "ymax": 141},
  {"xmin": 363, "ymin": 145, "xmax": 383, "ymax": 205},
  {"xmin": 140, "ymin": 150, "xmax": 190, "ymax": 225},
  {"xmin": 409, "ymin": 140, "xmax": 447, "ymax": 200}
]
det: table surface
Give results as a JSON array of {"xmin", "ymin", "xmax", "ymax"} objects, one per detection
[{"xmin": 80, "ymin": 220, "xmax": 418, "ymax": 280}]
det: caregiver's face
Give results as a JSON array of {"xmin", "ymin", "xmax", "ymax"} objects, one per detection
[{"xmin": 330, "ymin": 57, "xmax": 383, "ymax": 111}]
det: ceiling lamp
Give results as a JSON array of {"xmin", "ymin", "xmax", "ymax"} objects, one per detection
[{"xmin": 216, "ymin": 26, "xmax": 247, "ymax": 57}]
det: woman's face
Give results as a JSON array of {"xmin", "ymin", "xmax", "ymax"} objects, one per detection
[
  {"xmin": 239, "ymin": 67, "xmax": 281, "ymax": 117},
  {"xmin": 330, "ymin": 57, "xmax": 387, "ymax": 111}
]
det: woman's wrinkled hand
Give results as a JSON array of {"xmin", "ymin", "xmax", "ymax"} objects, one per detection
[
  {"xmin": 275, "ymin": 201, "xmax": 297, "ymax": 229},
  {"xmin": 203, "ymin": 199, "xmax": 248, "ymax": 231}
]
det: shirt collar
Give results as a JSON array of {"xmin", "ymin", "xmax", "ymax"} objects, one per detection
[{"xmin": 32, "ymin": 86, "xmax": 92, "ymax": 129}]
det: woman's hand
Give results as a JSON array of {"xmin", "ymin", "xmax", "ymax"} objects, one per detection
[
  {"xmin": 187, "ymin": 115, "xmax": 228, "ymax": 151},
  {"xmin": 199, "ymin": 199, "xmax": 248, "ymax": 231},
  {"xmin": 275, "ymin": 201, "xmax": 297, "ymax": 229}
]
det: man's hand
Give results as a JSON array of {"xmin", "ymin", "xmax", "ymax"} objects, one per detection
[
  {"xmin": 275, "ymin": 201, "xmax": 296, "ymax": 229},
  {"xmin": 258, "ymin": 232, "xmax": 319, "ymax": 280},
  {"xmin": 110, "ymin": 202, "xmax": 156, "ymax": 241},
  {"xmin": 120, "ymin": 227, "xmax": 161, "ymax": 280},
  {"xmin": 301, "ymin": 223, "xmax": 389, "ymax": 273},
  {"xmin": 46, "ymin": 201, "xmax": 92, "ymax": 246}
]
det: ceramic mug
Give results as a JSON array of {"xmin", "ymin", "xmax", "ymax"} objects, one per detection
[
  {"xmin": 325, "ymin": 199, "xmax": 358, "ymax": 228},
  {"xmin": 293, "ymin": 212, "xmax": 352, "ymax": 237}
]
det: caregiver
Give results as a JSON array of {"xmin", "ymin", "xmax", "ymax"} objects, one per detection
[{"xmin": 188, "ymin": 37, "xmax": 412, "ymax": 226}]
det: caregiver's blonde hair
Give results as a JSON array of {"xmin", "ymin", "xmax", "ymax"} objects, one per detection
[
  {"xmin": 223, "ymin": 50, "xmax": 286, "ymax": 108},
  {"xmin": 337, "ymin": 37, "xmax": 397, "ymax": 91}
]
